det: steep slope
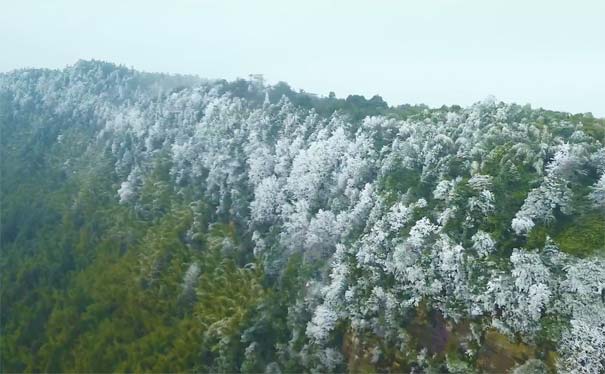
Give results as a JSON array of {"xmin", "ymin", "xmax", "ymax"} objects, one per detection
[{"xmin": 1, "ymin": 60, "xmax": 604, "ymax": 373}]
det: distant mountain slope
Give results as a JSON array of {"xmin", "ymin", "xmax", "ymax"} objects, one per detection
[{"xmin": 1, "ymin": 60, "xmax": 604, "ymax": 373}]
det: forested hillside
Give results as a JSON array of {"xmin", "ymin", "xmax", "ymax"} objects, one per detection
[{"xmin": 1, "ymin": 60, "xmax": 604, "ymax": 373}]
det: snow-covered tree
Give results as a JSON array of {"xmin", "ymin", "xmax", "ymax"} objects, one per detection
[
  {"xmin": 589, "ymin": 173, "xmax": 605, "ymax": 208},
  {"xmin": 558, "ymin": 319, "xmax": 605, "ymax": 374}
]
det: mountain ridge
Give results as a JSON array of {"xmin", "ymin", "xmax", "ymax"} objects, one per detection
[{"xmin": 1, "ymin": 60, "xmax": 604, "ymax": 373}]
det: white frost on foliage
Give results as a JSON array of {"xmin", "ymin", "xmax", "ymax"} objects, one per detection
[
  {"xmin": 433, "ymin": 179, "xmax": 456, "ymax": 201},
  {"xmin": 468, "ymin": 174, "xmax": 492, "ymax": 191},
  {"xmin": 437, "ymin": 206, "xmax": 457, "ymax": 226},
  {"xmin": 117, "ymin": 166, "xmax": 141, "ymax": 204},
  {"xmin": 181, "ymin": 262, "xmax": 201, "ymax": 295},
  {"xmin": 560, "ymin": 258, "xmax": 605, "ymax": 322},
  {"xmin": 406, "ymin": 217, "xmax": 438, "ymax": 250},
  {"xmin": 306, "ymin": 304, "xmax": 338, "ymax": 343},
  {"xmin": 558, "ymin": 319, "xmax": 605, "ymax": 374},
  {"xmin": 589, "ymin": 172, "xmax": 605, "ymax": 208},
  {"xmin": 250, "ymin": 175, "xmax": 283, "ymax": 224},
  {"xmin": 7, "ymin": 65, "xmax": 605, "ymax": 369},
  {"xmin": 486, "ymin": 249, "xmax": 554, "ymax": 337},
  {"xmin": 471, "ymin": 230, "xmax": 495, "ymax": 257},
  {"xmin": 316, "ymin": 347, "xmax": 343, "ymax": 371},
  {"xmin": 467, "ymin": 190, "xmax": 495, "ymax": 218},
  {"xmin": 512, "ymin": 145, "xmax": 583, "ymax": 235},
  {"xmin": 589, "ymin": 148, "xmax": 605, "ymax": 174},
  {"xmin": 511, "ymin": 216, "xmax": 535, "ymax": 236},
  {"xmin": 305, "ymin": 210, "xmax": 341, "ymax": 259},
  {"xmin": 557, "ymin": 257, "xmax": 605, "ymax": 373},
  {"xmin": 545, "ymin": 143, "xmax": 584, "ymax": 179}
]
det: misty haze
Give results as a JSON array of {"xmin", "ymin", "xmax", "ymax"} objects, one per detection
[{"xmin": 1, "ymin": 1, "xmax": 604, "ymax": 373}]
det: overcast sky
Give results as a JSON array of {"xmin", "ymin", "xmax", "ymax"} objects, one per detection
[{"xmin": 2, "ymin": 0, "xmax": 604, "ymax": 116}]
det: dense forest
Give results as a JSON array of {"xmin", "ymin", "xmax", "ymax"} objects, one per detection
[{"xmin": 1, "ymin": 60, "xmax": 604, "ymax": 373}]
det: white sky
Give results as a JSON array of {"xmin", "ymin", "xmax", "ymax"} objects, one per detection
[{"xmin": 2, "ymin": 0, "xmax": 604, "ymax": 116}]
